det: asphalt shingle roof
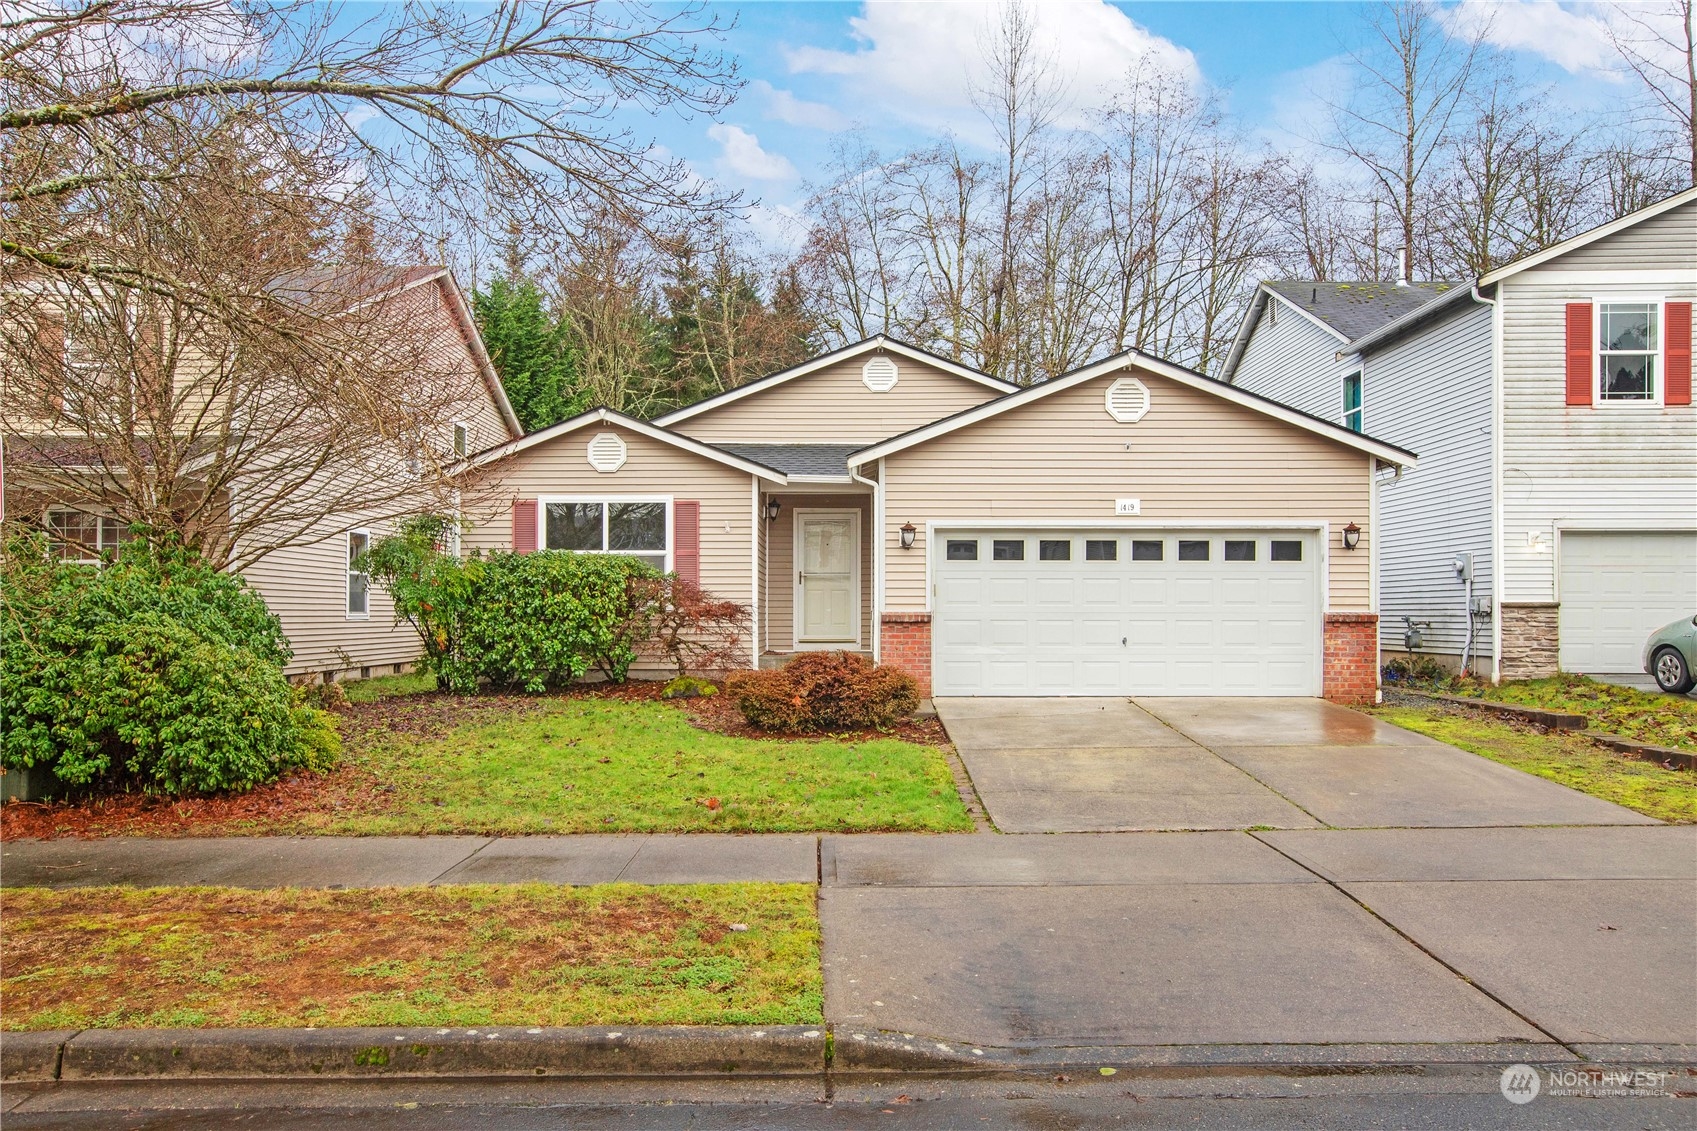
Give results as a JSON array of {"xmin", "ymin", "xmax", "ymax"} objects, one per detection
[
  {"xmin": 1265, "ymin": 280, "xmax": 1459, "ymax": 342},
  {"xmin": 718, "ymin": 444, "xmax": 860, "ymax": 478}
]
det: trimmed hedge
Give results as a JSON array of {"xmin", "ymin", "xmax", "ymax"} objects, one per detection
[
  {"xmin": 364, "ymin": 518, "xmax": 660, "ymax": 694},
  {"xmin": 1, "ymin": 534, "xmax": 339, "ymax": 796},
  {"xmin": 725, "ymin": 652, "xmax": 919, "ymax": 732}
]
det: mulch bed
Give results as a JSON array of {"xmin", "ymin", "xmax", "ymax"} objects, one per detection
[{"xmin": 1, "ymin": 679, "xmax": 949, "ymax": 841}]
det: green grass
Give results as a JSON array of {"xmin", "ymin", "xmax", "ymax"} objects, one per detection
[
  {"xmin": 1442, "ymin": 674, "xmax": 1697, "ymax": 752},
  {"xmin": 1375, "ymin": 705, "xmax": 1696, "ymax": 823},
  {"xmin": 341, "ymin": 671, "xmax": 438, "ymax": 703},
  {"xmin": 0, "ymin": 883, "xmax": 821, "ymax": 1030},
  {"xmin": 303, "ymin": 696, "xmax": 971, "ymax": 835}
]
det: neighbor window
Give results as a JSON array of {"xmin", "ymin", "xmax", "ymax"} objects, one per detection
[
  {"xmin": 543, "ymin": 499, "xmax": 668, "ymax": 571},
  {"xmin": 1131, "ymin": 539, "xmax": 1164, "ymax": 561},
  {"xmin": 946, "ymin": 539, "xmax": 978, "ymax": 561},
  {"xmin": 1178, "ymin": 539, "xmax": 1210, "ymax": 561},
  {"xmin": 1342, "ymin": 372, "xmax": 1363, "ymax": 432},
  {"xmin": 992, "ymin": 539, "xmax": 1024, "ymax": 561},
  {"xmin": 1224, "ymin": 540, "xmax": 1256, "ymax": 561},
  {"xmin": 1085, "ymin": 539, "xmax": 1117, "ymax": 561},
  {"xmin": 1598, "ymin": 303, "xmax": 1658, "ymax": 401},
  {"xmin": 1039, "ymin": 539, "xmax": 1071, "ymax": 561},
  {"xmin": 347, "ymin": 530, "xmax": 370, "ymax": 617},
  {"xmin": 1270, "ymin": 540, "xmax": 1304, "ymax": 562},
  {"xmin": 45, "ymin": 508, "xmax": 134, "ymax": 562},
  {"xmin": 452, "ymin": 422, "xmax": 470, "ymax": 458}
]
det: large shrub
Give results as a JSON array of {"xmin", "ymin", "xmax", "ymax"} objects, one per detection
[
  {"xmin": 1, "ymin": 534, "xmax": 339, "ymax": 795},
  {"xmin": 365, "ymin": 520, "xmax": 660, "ymax": 693},
  {"xmin": 725, "ymin": 652, "xmax": 919, "ymax": 732}
]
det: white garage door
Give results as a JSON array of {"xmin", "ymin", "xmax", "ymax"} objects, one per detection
[
  {"xmin": 1559, "ymin": 531, "xmax": 1697, "ymax": 673},
  {"xmin": 933, "ymin": 530, "xmax": 1322, "ymax": 696}
]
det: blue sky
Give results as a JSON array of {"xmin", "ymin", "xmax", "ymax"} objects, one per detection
[{"xmin": 635, "ymin": 1, "xmax": 1646, "ymax": 246}]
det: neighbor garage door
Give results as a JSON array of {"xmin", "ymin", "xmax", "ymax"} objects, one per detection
[
  {"xmin": 932, "ymin": 530, "xmax": 1322, "ymax": 696},
  {"xmin": 1559, "ymin": 531, "xmax": 1697, "ymax": 673}
]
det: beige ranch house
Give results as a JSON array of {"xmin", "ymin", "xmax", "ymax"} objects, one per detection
[{"xmin": 465, "ymin": 338, "xmax": 1415, "ymax": 704}]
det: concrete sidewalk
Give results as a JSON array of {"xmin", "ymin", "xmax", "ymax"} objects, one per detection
[{"xmin": 0, "ymin": 834, "xmax": 818, "ymax": 889}]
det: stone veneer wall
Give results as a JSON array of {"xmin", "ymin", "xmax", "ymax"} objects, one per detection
[{"xmin": 1499, "ymin": 603, "xmax": 1560, "ymax": 680}]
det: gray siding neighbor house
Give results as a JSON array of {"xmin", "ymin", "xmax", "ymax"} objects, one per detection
[{"xmin": 1223, "ymin": 187, "xmax": 1697, "ymax": 682}]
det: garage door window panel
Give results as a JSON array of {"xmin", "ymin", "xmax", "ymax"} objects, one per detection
[
  {"xmin": 1131, "ymin": 539, "xmax": 1163, "ymax": 561},
  {"xmin": 946, "ymin": 539, "xmax": 978, "ymax": 561},
  {"xmin": 1178, "ymin": 540, "xmax": 1210, "ymax": 561},
  {"xmin": 1225, "ymin": 540, "xmax": 1256, "ymax": 561},
  {"xmin": 1085, "ymin": 539, "xmax": 1117, "ymax": 561},
  {"xmin": 992, "ymin": 539, "xmax": 1024, "ymax": 561},
  {"xmin": 1270, "ymin": 540, "xmax": 1303, "ymax": 562},
  {"xmin": 1039, "ymin": 539, "xmax": 1071, "ymax": 561}
]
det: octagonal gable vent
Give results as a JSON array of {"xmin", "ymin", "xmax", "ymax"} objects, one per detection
[
  {"xmin": 1105, "ymin": 377, "xmax": 1150, "ymax": 423},
  {"xmin": 586, "ymin": 431, "xmax": 627, "ymax": 473},
  {"xmin": 861, "ymin": 355, "xmax": 899, "ymax": 392}
]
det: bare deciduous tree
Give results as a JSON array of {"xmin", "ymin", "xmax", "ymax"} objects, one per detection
[{"xmin": 1607, "ymin": 0, "xmax": 1697, "ymax": 186}]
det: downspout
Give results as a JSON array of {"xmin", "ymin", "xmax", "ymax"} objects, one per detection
[
  {"xmin": 850, "ymin": 461, "xmax": 881, "ymax": 662},
  {"xmin": 1476, "ymin": 281, "xmax": 1504, "ymax": 683}
]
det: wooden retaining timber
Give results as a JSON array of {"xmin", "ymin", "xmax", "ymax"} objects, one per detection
[{"xmin": 1395, "ymin": 690, "xmax": 1693, "ymax": 772}]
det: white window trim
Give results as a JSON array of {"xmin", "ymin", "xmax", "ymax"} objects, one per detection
[
  {"xmin": 346, "ymin": 529, "xmax": 371, "ymax": 620},
  {"xmin": 1341, "ymin": 371, "xmax": 1364, "ymax": 432},
  {"xmin": 1592, "ymin": 295, "xmax": 1666, "ymax": 408},
  {"xmin": 452, "ymin": 421, "xmax": 470, "ymax": 458},
  {"xmin": 792, "ymin": 507, "xmax": 862, "ymax": 649},
  {"xmin": 44, "ymin": 506, "xmax": 134, "ymax": 564},
  {"xmin": 537, "ymin": 495, "xmax": 673, "ymax": 571}
]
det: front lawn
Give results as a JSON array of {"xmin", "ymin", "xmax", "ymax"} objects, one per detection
[
  {"xmin": 1439, "ymin": 674, "xmax": 1697, "ymax": 752},
  {"xmin": 0, "ymin": 882, "xmax": 821, "ymax": 1030},
  {"xmin": 1374, "ymin": 703, "xmax": 1695, "ymax": 823},
  {"xmin": 1, "ymin": 688, "xmax": 972, "ymax": 837}
]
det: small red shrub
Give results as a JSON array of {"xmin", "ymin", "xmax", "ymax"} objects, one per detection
[{"xmin": 723, "ymin": 651, "xmax": 919, "ymax": 732}]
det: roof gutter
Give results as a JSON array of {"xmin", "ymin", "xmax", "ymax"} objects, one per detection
[{"xmin": 1340, "ymin": 285, "xmax": 1481, "ymax": 358}]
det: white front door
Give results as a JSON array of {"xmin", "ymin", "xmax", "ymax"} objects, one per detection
[{"xmin": 796, "ymin": 510, "xmax": 859, "ymax": 645}]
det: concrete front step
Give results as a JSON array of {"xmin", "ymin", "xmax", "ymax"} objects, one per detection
[{"xmin": 758, "ymin": 651, "xmax": 873, "ymax": 670}]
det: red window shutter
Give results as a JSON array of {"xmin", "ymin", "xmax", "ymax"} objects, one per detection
[
  {"xmin": 673, "ymin": 500, "xmax": 700, "ymax": 584},
  {"xmin": 1666, "ymin": 301, "xmax": 1692, "ymax": 406},
  {"xmin": 511, "ymin": 498, "xmax": 537, "ymax": 553},
  {"xmin": 1565, "ymin": 303, "xmax": 1593, "ymax": 406}
]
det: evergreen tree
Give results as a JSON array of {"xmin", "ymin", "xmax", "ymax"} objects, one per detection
[{"xmin": 473, "ymin": 278, "xmax": 586, "ymax": 432}]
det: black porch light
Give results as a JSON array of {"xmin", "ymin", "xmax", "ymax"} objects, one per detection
[{"xmin": 765, "ymin": 499, "xmax": 781, "ymax": 522}]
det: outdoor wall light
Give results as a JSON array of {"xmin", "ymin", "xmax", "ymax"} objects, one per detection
[
  {"xmin": 1342, "ymin": 522, "xmax": 1361, "ymax": 551},
  {"xmin": 765, "ymin": 499, "xmax": 781, "ymax": 522},
  {"xmin": 899, "ymin": 522, "xmax": 917, "ymax": 550}
]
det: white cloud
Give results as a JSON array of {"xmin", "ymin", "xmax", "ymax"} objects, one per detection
[
  {"xmin": 707, "ymin": 123, "xmax": 800, "ymax": 182},
  {"xmin": 785, "ymin": 0, "xmax": 1200, "ymax": 138},
  {"xmin": 752, "ymin": 79, "xmax": 854, "ymax": 131},
  {"xmin": 1442, "ymin": 0, "xmax": 1617, "ymax": 73}
]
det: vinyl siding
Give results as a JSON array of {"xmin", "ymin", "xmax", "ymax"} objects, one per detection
[
  {"xmin": 1498, "ymin": 203, "xmax": 1697, "ymax": 605},
  {"xmin": 760, "ymin": 493, "xmax": 873, "ymax": 651},
  {"xmin": 461, "ymin": 422, "xmax": 757, "ymax": 611},
  {"xmin": 671, "ymin": 356, "xmax": 1004, "ymax": 445},
  {"xmin": 879, "ymin": 368, "xmax": 1375, "ymax": 613},
  {"xmin": 1538, "ymin": 201, "xmax": 1697, "ymax": 272},
  {"xmin": 243, "ymin": 518, "xmax": 422, "ymax": 677},
  {"xmin": 1230, "ymin": 296, "xmax": 1359, "ymax": 424},
  {"xmin": 1364, "ymin": 300, "xmax": 1495, "ymax": 659}
]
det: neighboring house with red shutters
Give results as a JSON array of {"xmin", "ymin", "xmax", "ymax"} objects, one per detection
[
  {"xmin": 462, "ymin": 335, "xmax": 1415, "ymax": 703},
  {"xmin": 1223, "ymin": 186, "xmax": 1696, "ymax": 681}
]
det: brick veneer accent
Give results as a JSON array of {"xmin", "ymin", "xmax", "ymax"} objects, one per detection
[
  {"xmin": 880, "ymin": 613, "xmax": 932, "ymax": 697},
  {"xmin": 1500, "ymin": 603, "xmax": 1560, "ymax": 680},
  {"xmin": 1323, "ymin": 613, "xmax": 1380, "ymax": 705}
]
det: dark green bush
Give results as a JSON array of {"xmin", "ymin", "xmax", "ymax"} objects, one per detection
[
  {"xmin": 1, "ymin": 534, "xmax": 339, "ymax": 796},
  {"xmin": 365, "ymin": 519, "xmax": 660, "ymax": 693},
  {"xmin": 724, "ymin": 652, "xmax": 919, "ymax": 732}
]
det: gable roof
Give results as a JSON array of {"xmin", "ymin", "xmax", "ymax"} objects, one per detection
[
  {"xmin": 1478, "ymin": 184, "xmax": 1697, "ymax": 285},
  {"xmin": 465, "ymin": 406, "xmax": 788, "ymax": 481},
  {"xmin": 849, "ymin": 349, "xmax": 1418, "ymax": 469},
  {"xmin": 1265, "ymin": 280, "xmax": 1460, "ymax": 341},
  {"xmin": 651, "ymin": 335, "xmax": 1018, "ymax": 427}
]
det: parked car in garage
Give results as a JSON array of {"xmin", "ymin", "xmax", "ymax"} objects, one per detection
[{"xmin": 1645, "ymin": 615, "xmax": 1697, "ymax": 694}]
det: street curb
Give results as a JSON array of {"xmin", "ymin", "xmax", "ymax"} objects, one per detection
[{"xmin": 5, "ymin": 1026, "xmax": 826, "ymax": 1083}]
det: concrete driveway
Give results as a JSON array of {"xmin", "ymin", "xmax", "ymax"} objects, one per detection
[{"xmin": 933, "ymin": 696, "xmax": 1658, "ymax": 832}]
